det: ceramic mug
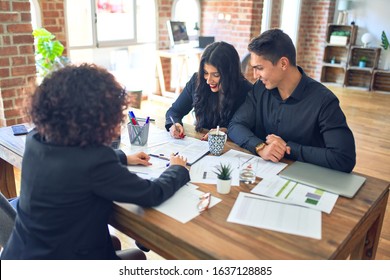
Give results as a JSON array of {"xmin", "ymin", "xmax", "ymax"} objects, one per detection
[{"xmin": 208, "ymin": 131, "xmax": 227, "ymax": 156}]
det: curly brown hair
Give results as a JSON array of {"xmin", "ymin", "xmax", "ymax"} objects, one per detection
[{"xmin": 30, "ymin": 63, "xmax": 128, "ymax": 147}]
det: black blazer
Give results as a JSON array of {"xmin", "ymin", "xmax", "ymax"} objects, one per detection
[{"xmin": 1, "ymin": 132, "xmax": 190, "ymax": 259}]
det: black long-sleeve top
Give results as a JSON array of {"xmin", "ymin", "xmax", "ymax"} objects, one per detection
[
  {"xmin": 228, "ymin": 67, "xmax": 356, "ymax": 173},
  {"xmin": 1, "ymin": 131, "xmax": 190, "ymax": 259},
  {"xmin": 165, "ymin": 73, "xmax": 252, "ymax": 131}
]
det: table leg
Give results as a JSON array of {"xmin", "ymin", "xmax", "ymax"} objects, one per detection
[{"xmin": 0, "ymin": 157, "xmax": 17, "ymax": 198}]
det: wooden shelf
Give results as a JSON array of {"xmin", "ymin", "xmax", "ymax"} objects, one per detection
[
  {"xmin": 321, "ymin": 66, "xmax": 345, "ymax": 84},
  {"xmin": 345, "ymin": 69, "xmax": 372, "ymax": 90},
  {"xmin": 348, "ymin": 46, "xmax": 381, "ymax": 70},
  {"xmin": 371, "ymin": 70, "xmax": 390, "ymax": 92}
]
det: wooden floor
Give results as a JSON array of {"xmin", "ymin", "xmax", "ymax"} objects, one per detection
[{"xmin": 12, "ymin": 86, "xmax": 390, "ymax": 259}]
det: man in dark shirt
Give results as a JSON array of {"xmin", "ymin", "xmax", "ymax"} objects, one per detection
[{"xmin": 228, "ymin": 29, "xmax": 356, "ymax": 172}]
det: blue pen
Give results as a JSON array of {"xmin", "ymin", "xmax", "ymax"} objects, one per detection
[
  {"xmin": 166, "ymin": 152, "xmax": 179, "ymax": 167},
  {"xmin": 145, "ymin": 116, "xmax": 150, "ymax": 124}
]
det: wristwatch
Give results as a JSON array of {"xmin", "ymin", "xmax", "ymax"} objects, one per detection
[{"xmin": 255, "ymin": 142, "xmax": 267, "ymax": 153}]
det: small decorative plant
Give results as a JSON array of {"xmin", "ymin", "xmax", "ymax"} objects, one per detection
[
  {"xmin": 32, "ymin": 28, "xmax": 69, "ymax": 78},
  {"xmin": 381, "ymin": 31, "xmax": 389, "ymax": 50},
  {"xmin": 331, "ymin": 30, "xmax": 351, "ymax": 37},
  {"xmin": 359, "ymin": 56, "xmax": 368, "ymax": 62},
  {"xmin": 213, "ymin": 163, "xmax": 233, "ymax": 180}
]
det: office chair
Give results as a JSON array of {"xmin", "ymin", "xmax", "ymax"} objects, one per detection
[{"xmin": 0, "ymin": 192, "xmax": 17, "ymax": 248}]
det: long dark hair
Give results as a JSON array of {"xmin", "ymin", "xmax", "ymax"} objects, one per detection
[{"xmin": 194, "ymin": 41, "xmax": 245, "ymax": 131}]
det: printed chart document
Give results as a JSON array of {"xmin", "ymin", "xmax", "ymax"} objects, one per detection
[
  {"xmin": 153, "ymin": 183, "xmax": 221, "ymax": 223},
  {"xmin": 222, "ymin": 149, "xmax": 287, "ymax": 179},
  {"xmin": 251, "ymin": 175, "xmax": 338, "ymax": 214},
  {"xmin": 227, "ymin": 192, "xmax": 322, "ymax": 239},
  {"xmin": 190, "ymin": 155, "xmax": 240, "ymax": 186}
]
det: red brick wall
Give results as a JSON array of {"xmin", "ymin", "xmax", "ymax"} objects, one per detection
[
  {"xmin": 39, "ymin": 0, "xmax": 67, "ymax": 56},
  {"xmin": 201, "ymin": 0, "xmax": 262, "ymax": 59},
  {"xmin": 156, "ymin": 0, "xmax": 173, "ymax": 93},
  {"xmin": 297, "ymin": 0, "xmax": 335, "ymax": 79},
  {"xmin": 0, "ymin": 0, "xmax": 36, "ymax": 126}
]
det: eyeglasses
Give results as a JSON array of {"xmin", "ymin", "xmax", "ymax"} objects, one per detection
[{"xmin": 197, "ymin": 192, "xmax": 211, "ymax": 212}]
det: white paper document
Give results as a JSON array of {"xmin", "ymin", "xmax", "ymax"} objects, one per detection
[
  {"xmin": 221, "ymin": 149, "xmax": 288, "ymax": 179},
  {"xmin": 153, "ymin": 183, "xmax": 222, "ymax": 223},
  {"xmin": 227, "ymin": 192, "xmax": 322, "ymax": 239},
  {"xmin": 251, "ymin": 175, "xmax": 338, "ymax": 214},
  {"xmin": 190, "ymin": 155, "xmax": 240, "ymax": 186},
  {"xmin": 127, "ymin": 156, "xmax": 168, "ymax": 180}
]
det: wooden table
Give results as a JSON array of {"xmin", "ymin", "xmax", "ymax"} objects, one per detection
[{"xmin": 1, "ymin": 124, "xmax": 389, "ymax": 259}]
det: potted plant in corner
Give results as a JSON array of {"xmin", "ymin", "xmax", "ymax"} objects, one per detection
[
  {"xmin": 32, "ymin": 28, "xmax": 70, "ymax": 81},
  {"xmin": 213, "ymin": 163, "xmax": 233, "ymax": 194},
  {"xmin": 381, "ymin": 30, "xmax": 389, "ymax": 70},
  {"xmin": 358, "ymin": 56, "xmax": 367, "ymax": 68}
]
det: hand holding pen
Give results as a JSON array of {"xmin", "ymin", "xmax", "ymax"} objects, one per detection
[
  {"xmin": 169, "ymin": 116, "xmax": 185, "ymax": 139},
  {"xmin": 169, "ymin": 152, "xmax": 187, "ymax": 167}
]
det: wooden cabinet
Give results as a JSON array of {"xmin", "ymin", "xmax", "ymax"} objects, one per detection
[
  {"xmin": 371, "ymin": 70, "xmax": 390, "ymax": 92},
  {"xmin": 345, "ymin": 47, "xmax": 381, "ymax": 90},
  {"xmin": 321, "ymin": 24, "xmax": 390, "ymax": 92},
  {"xmin": 321, "ymin": 24, "xmax": 357, "ymax": 86}
]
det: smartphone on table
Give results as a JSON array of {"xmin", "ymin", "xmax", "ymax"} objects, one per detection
[{"xmin": 12, "ymin": 124, "xmax": 28, "ymax": 136}]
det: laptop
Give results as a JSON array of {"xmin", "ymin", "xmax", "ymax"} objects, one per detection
[
  {"xmin": 198, "ymin": 36, "xmax": 215, "ymax": 48},
  {"xmin": 279, "ymin": 161, "xmax": 366, "ymax": 198}
]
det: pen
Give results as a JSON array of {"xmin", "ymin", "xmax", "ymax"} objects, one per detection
[
  {"xmin": 129, "ymin": 111, "xmax": 139, "ymax": 125},
  {"xmin": 165, "ymin": 152, "xmax": 179, "ymax": 167},
  {"xmin": 169, "ymin": 115, "xmax": 185, "ymax": 138}
]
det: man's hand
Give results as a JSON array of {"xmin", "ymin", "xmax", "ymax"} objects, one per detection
[{"xmin": 258, "ymin": 134, "xmax": 291, "ymax": 162}]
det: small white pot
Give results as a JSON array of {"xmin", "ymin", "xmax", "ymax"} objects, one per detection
[{"xmin": 217, "ymin": 178, "xmax": 232, "ymax": 194}]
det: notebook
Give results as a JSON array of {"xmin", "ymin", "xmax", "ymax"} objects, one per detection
[{"xmin": 279, "ymin": 161, "xmax": 366, "ymax": 198}]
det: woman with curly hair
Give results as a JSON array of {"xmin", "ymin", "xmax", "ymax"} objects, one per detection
[
  {"xmin": 1, "ymin": 64, "xmax": 190, "ymax": 260},
  {"xmin": 165, "ymin": 41, "xmax": 252, "ymax": 139}
]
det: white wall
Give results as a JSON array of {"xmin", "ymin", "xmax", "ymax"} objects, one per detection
[{"xmin": 335, "ymin": 0, "xmax": 390, "ymax": 69}]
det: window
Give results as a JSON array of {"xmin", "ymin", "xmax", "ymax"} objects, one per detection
[
  {"xmin": 66, "ymin": 0, "xmax": 157, "ymax": 95},
  {"xmin": 280, "ymin": 0, "xmax": 302, "ymax": 46}
]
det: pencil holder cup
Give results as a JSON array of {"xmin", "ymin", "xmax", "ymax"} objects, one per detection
[
  {"xmin": 208, "ymin": 131, "xmax": 227, "ymax": 156},
  {"xmin": 127, "ymin": 121, "xmax": 149, "ymax": 146}
]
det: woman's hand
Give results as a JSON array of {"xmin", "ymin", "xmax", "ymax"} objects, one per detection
[
  {"xmin": 127, "ymin": 152, "xmax": 152, "ymax": 166},
  {"xmin": 201, "ymin": 127, "xmax": 227, "ymax": 141},
  {"xmin": 169, "ymin": 153, "xmax": 187, "ymax": 167},
  {"xmin": 169, "ymin": 123, "xmax": 185, "ymax": 139}
]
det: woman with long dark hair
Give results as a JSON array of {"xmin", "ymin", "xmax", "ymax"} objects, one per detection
[{"xmin": 165, "ymin": 41, "xmax": 252, "ymax": 139}]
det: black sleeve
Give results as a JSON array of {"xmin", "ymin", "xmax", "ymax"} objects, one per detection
[
  {"xmin": 287, "ymin": 96, "xmax": 356, "ymax": 172},
  {"xmin": 92, "ymin": 149, "xmax": 191, "ymax": 207},
  {"xmin": 165, "ymin": 73, "xmax": 198, "ymax": 131},
  {"xmin": 228, "ymin": 83, "xmax": 264, "ymax": 154}
]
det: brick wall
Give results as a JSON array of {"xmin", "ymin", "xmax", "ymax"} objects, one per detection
[
  {"xmin": 297, "ymin": 0, "xmax": 335, "ymax": 79},
  {"xmin": 201, "ymin": 0, "xmax": 262, "ymax": 59},
  {"xmin": 0, "ymin": 0, "xmax": 36, "ymax": 126}
]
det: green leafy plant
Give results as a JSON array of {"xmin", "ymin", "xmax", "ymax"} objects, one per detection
[
  {"xmin": 381, "ymin": 31, "xmax": 389, "ymax": 50},
  {"xmin": 331, "ymin": 30, "xmax": 350, "ymax": 37},
  {"xmin": 359, "ymin": 56, "xmax": 368, "ymax": 62},
  {"xmin": 213, "ymin": 163, "xmax": 233, "ymax": 180},
  {"xmin": 32, "ymin": 28, "xmax": 69, "ymax": 78}
]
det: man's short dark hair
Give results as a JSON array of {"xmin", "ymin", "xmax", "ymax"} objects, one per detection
[{"xmin": 248, "ymin": 29, "xmax": 297, "ymax": 66}]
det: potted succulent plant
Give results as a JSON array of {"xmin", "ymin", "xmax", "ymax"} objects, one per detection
[
  {"xmin": 358, "ymin": 56, "xmax": 367, "ymax": 68},
  {"xmin": 213, "ymin": 163, "xmax": 233, "ymax": 194}
]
